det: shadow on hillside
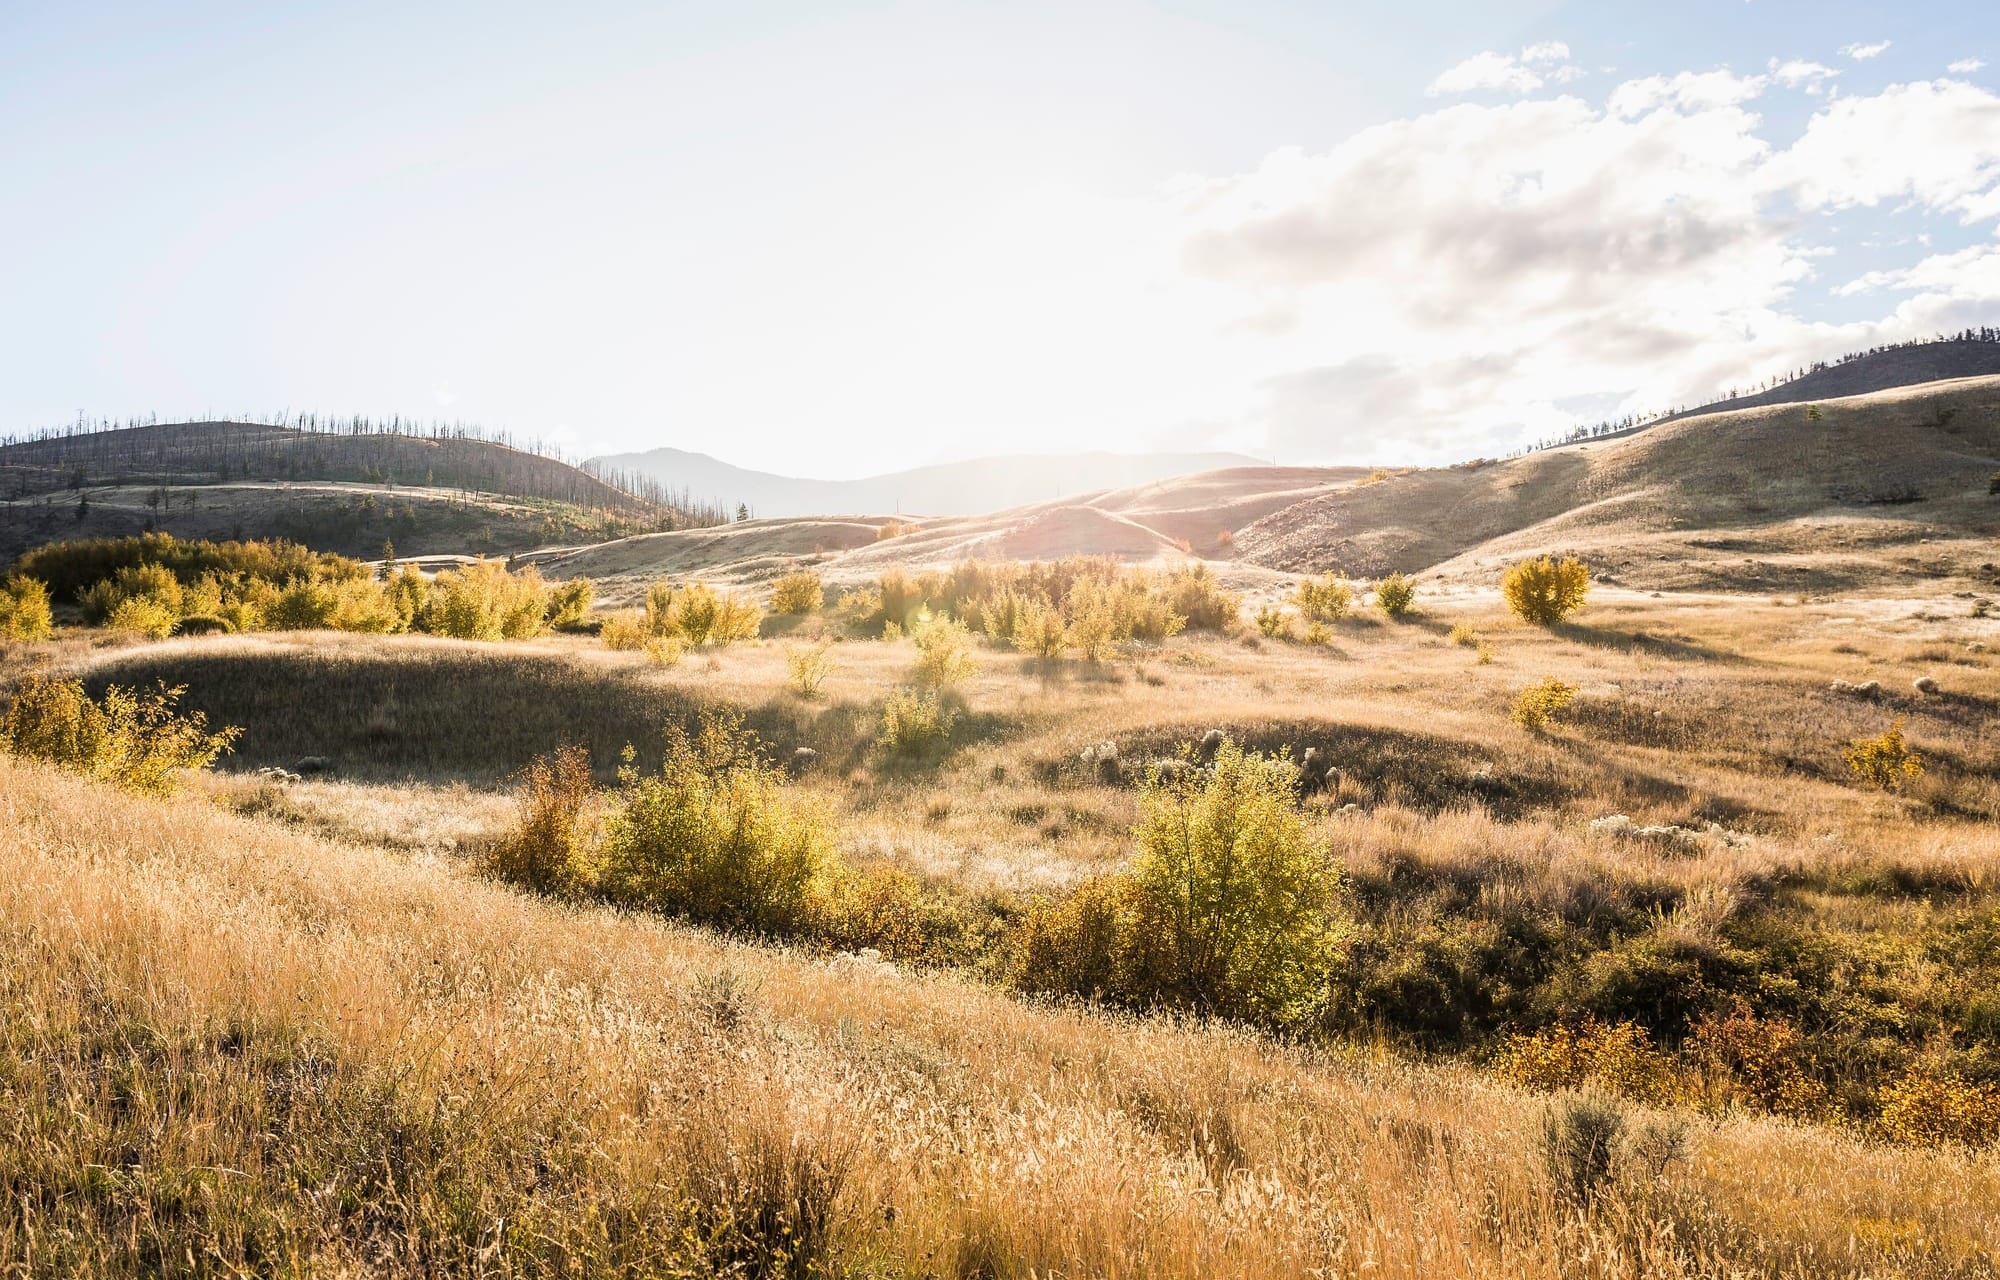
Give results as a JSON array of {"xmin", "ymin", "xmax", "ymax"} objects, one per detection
[{"xmin": 1553, "ymin": 621, "xmax": 1745, "ymax": 664}]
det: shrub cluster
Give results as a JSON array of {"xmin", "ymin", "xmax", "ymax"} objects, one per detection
[
  {"xmin": 770, "ymin": 570, "xmax": 825, "ymax": 615},
  {"xmin": 849, "ymin": 558, "xmax": 1231, "ymax": 657},
  {"xmin": 1291, "ymin": 574, "xmax": 1355, "ymax": 622},
  {"xmin": 1501, "ymin": 555, "xmax": 1591, "ymax": 625},
  {"xmin": 1373, "ymin": 572, "xmax": 1416, "ymax": 618},
  {"xmin": 25, "ymin": 534, "xmax": 590, "ymax": 643},
  {"xmin": 0, "ymin": 577, "xmax": 54, "ymax": 642},
  {"xmin": 1013, "ymin": 741, "xmax": 1347, "ymax": 1025},
  {"xmin": 0, "ymin": 674, "xmax": 239, "ymax": 795},
  {"xmin": 1511, "ymin": 676, "xmax": 1578, "ymax": 731}
]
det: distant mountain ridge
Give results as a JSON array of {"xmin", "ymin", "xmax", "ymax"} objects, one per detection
[{"xmin": 583, "ymin": 447, "xmax": 1269, "ymax": 518}]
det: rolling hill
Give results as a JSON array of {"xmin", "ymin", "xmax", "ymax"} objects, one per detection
[
  {"xmin": 1235, "ymin": 376, "xmax": 2000, "ymax": 593},
  {"xmin": 582, "ymin": 447, "xmax": 1268, "ymax": 517},
  {"xmin": 0, "ymin": 421, "xmax": 720, "ymax": 562}
]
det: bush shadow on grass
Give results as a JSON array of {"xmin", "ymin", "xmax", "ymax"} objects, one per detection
[{"xmin": 1552, "ymin": 621, "xmax": 1745, "ymax": 664}]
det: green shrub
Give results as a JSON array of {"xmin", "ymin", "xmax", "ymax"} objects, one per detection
[
  {"xmin": 877, "ymin": 687, "xmax": 957, "ymax": 756},
  {"xmin": 645, "ymin": 582, "xmax": 761, "ymax": 646},
  {"xmin": 81, "ymin": 562, "xmax": 183, "ymax": 623},
  {"xmin": 1011, "ymin": 600, "xmax": 1068, "ymax": 658},
  {"xmin": 0, "ymin": 577, "xmax": 54, "ymax": 642},
  {"xmin": 1846, "ymin": 718, "xmax": 1925, "ymax": 791},
  {"xmin": 423, "ymin": 560, "xmax": 550, "ymax": 640},
  {"xmin": 911, "ymin": 615, "xmax": 977, "ymax": 688},
  {"xmin": 817, "ymin": 863, "xmax": 991, "ymax": 967},
  {"xmin": 546, "ymin": 577, "xmax": 595, "ymax": 630},
  {"xmin": 771, "ymin": 570, "xmax": 825, "ymax": 615},
  {"xmin": 1541, "ymin": 1093, "xmax": 1626, "ymax": 1204},
  {"xmin": 107, "ymin": 596, "xmax": 178, "ymax": 639},
  {"xmin": 484, "ymin": 744, "xmax": 596, "ymax": 896},
  {"xmin": 1011, "ymin": 875, "xmax": 1136, "ymax": 1001},
  {"xmin": 1254, "ymin": 605, "xmax": 1293, "ymax": 640},
  {"xmin": 1291, "ymin": 574, "xmax": 1354, "ymax": 622},
  {"xmin": 1162, "ymin": 563, "xmax": 1240, "ymax": 631},
  {"xmin": 598, "ymin": 714, "xmax": 835, "ymax": 937},
  {"xmin": 1511, "ymin": 676, "xmax": 1578, "ymax": 732},
  {"xmin": 0, "ymin": 675, "xmax": 239, "ymax": 795},
  {"xmin": 1374, "ymin": 572, "xmax": 1416, "ymax": 618},
  {"xmin": 786, "ymin": 640, "xmax": 836, "ymax": 697},
  {"xmin": 1502, "ymin": 555, "xmax": 1591, "ymax": 625},
  {"xmin": 13, "ymin": 533, "xmax": 347, "ymax": 602},
  {"xmin": 1126, "ymin": 741, "xmax": 1345, "ymax": 1024},
  {"xmin": 1877, "ymin": 1066, "xmax": 2000, "ymax": 1148}
]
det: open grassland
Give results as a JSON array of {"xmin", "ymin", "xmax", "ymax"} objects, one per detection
[
  {"xmin": 4, "ymin": 753, "xmax": 1999, "ymax": 1278},
  {"xmin": 4, "ymin": 582, "xmax": 2000, "ymax": 1274}
]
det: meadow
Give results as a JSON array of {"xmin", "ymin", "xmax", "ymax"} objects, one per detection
[{"xmin": 2, "ymin": 550, "xmax": 1998, "ymax": 1276}]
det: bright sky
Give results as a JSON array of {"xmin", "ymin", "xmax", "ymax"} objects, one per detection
[{"xmin": 3, "ymin": 1, "xmax": 1997, "ymax": 476}]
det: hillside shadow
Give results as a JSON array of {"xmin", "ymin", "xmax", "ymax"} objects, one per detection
[{"xmin": 1553, "ymin": 621, "xmax": 1745, "ymax": 664}]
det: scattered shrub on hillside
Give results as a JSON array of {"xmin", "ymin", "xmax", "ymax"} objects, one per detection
[
  {"xmin": 1126, "ymin": 741, "xmax": 1345, "ymax": 1024},
  {"xmin": 106, "ymin": 596, "xmax": 178, "ymax": 639},
  {"xmin": 424, "ymin": 560, "xmax": 551, "ymax": 640},
  {"xmin": 877, "ymin": 687, "xmax": 957, "ymax": 756},
  {"xmin": 546, "ymin": 577, "xmax": 595, "ymax": 630},
  {"xmin": 818, "ymin": 862, "xmax": 993, "ymax": 968},
  {"xmin": 1499, "ymin": 1021, "xmax": 1685, "ymax": 1107},
  {"xmin": 266, "ymin": 574, "xmax": 403, "ymax": 633},
  {"xmin": 1685, "ymin": 1002, "xmax": 1829, "ymax": 1118},
  {"xmin": 1292, "ymin": 574, "xmax": 1354, "ymax": 622},
  {"xmin": 1162, "ymin": 562, "xmax": 1240, "ymax": 631},
  {"xmin": 1511, "ymin": 676, "xmax": 1578, "ymax": 732},
  {"xmin": 1374, "ymin": 572, "xmax": 1416, "ymax": 618},
  {"xmin": 598, "ymin": 713, "xmax": 835, "ymax": 937},
  {"xmin": 0, "ymin": 674, "xmax": 239, "ymax": 795},
  {"xmin": 787, "ymin": 640, "xmax": 836, "ymax": 697},
  {"xmin": 13, "ymin": 532, "xmax": 346, "ymax": 602},
  {"xmin": 81, "ymin": 562, "xmax": 183, "ymax": 623},
  {"xmin": 771, "ymin": 570, "xmax": 825, "ymax": 615},
  {"xmin": 600, "ymin": 612, "xmax": 647, "ymax": 650},
  {"xmin": 1012, "ymin": 600, "xmax": 1068, "ymax": 658},
  {"xmin": 0, "ymin": 576, "xmax": 54, "ymax": 644},
  {"xmin": 1846, "ymin": 719, "xmax": 1925, "ymax": 791},
  {"xmin": 1012, "ymin": 875, "xmax": 1136, "ymax": 1001},
  {"xmin": 1877, "ymin": 1066, "xmax": 2000, "ymax": 1148},
  {"xmin": 484, "ymin": 743, "xmax": 595, "ymax": 895},
  {"xmin": 1476, "ymin": 641, "xmax": 1496, "ymax": 665},
  {"xmin": 1448, "ymin": 623, "xmax": 1479, "ymax": 647},
  {"xmin": 1254, "ymin": 606, "xmax": 1293, "ymax": 640},
  {"xmin": 911, "ymin": 615, "xmax": 977, "ymax": 688},
  {"xmin": 645, "ymin": 581, "xmax": 762, "ymax": 646},
  {"xmin": 1541, "ymin": 1093, "xmax": 1626, "ymax": 1204},
  {"xmin": 833, "ymin": 586, "xmax": 883, "ymax": 634},
  {"xmin": 1502, "ymin": 555, "xmax": 1592, "ymax": 625},
  {"xmin": 875, "ymin": 519, "xmax": 919, "ymax": 541}
]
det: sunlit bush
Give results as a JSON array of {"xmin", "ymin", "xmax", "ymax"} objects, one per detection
[
  {"xmin": 546, "ymin": 577, "xmax": 594, "ymax": 630},
  {"xmin": 1499, "ymin": 1020, "xmax": 1685, "ymax": 1107},
  {"xmin": 106, "ymin": 596, "xmax": 178, "ymax": 639},
  {"xmin": 1011, "ymin": 600, "xmax": 1068, "ymax": 658},
  {"xmin": 598, "ymin": 714, "xmax": 836, "ymax": 937},
  {"xmin": 423, "ymin": 560, "xmax": 550, "ymax": 640},
  {"xmin": 1126, "ymin": 740, "xmax": 1345, "ymax": 1024},
  {"xmin": 1291, "ymin": 574, "xmax": 1354, "ymax": 622},
  {"xmin": 484, "ymin": 743, "xmax": 596, "ymax": 896},
  {"xmin": 645, "ymin": 581, "xmax": 761, "ymax": 646},
  {"xmin": 1877, "ymin": 1066, "xmax": 2000, "ymax": 1148},
  {"xmin": 1374, "ymin": 572, "xmax": 1416, "ymax": 618},
  {"xmin": 877, "ymin": 687, "xmax": 957, "ymax": 756},
  {"xmin": 0, "ymin": 674, "xmax": 238, "ymax": 795},
  {"xmin": 1846, "ymin": 718, "xmax": 1925, "ymax": 791},
  {"xmin": 1502, "ymin": 555, "xmax": 1591, "ymax": 625},
  {"xmin": 1511, "ymin": 676, "xmax": 1578, "ymax": 732},
  {"xmin": 786, "ymin": 640, "xmax": 836, "ymax": 697},
  {"xmin": 911, "ymin": 615, "xmax": 976, "ymax": 688},
  {"xmin": 770, "ymin": 570, "xmax": 825, "ymax": 615}
]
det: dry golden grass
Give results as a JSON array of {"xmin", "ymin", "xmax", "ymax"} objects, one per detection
[
  {"xmin": 4, "ymin": 754, "xmax": 1999, "ymax": 1277},
  {"xmin": 5, "ymin": 583, "xmax": 2000, "ymax": 1271}
]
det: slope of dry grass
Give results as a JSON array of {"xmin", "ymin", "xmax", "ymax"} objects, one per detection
[{"xmin": 5, "ymin": 753, "xmax": 1999, "ymax": 1277}]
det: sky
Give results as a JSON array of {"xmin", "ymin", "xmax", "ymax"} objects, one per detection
[{"xmin": 3, "ymin": 1, "xmax": 1998, "ymax": 477}]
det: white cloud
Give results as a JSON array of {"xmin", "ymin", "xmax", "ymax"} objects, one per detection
[
  {"xmin": 1156, "ymin": 70, "xmax": 2000, "ymax": 460},
  {"xmin": 1768, "ymin": 57, "xmax": 1839, "ymax": 92},
  {"xmin": 1766, "ymin": 79, "xmax": 2000, "ymax": 219},
  {"xmin": 1842, "ymin": 41, "xmax": 1892, "ymax": 61},
  {"xmin": 1428, "ymin": 51, "xmax": 1545, "ymax": 96},
  {"xmin": 1428, "ymin": 42, "xmax": 1583, "ymax": 97},
  {"xmin": 1948, "ymin": 58, "xmax": 1986, "ymax": 74}
]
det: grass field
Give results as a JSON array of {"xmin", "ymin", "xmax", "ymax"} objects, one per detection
[{"xmin": 3, "ymin": 581, "xmax": 1999, "ymax": 1275}]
